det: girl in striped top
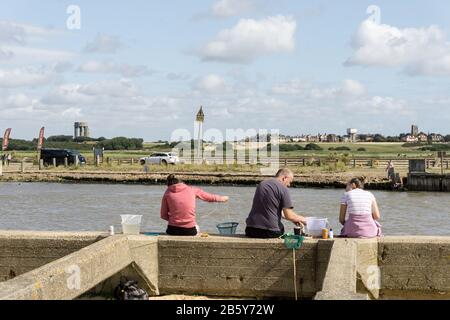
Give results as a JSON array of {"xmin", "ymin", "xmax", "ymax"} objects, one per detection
[{"xmin": 339, "ymin": 178, "xmax": 382, "ymax": 238}]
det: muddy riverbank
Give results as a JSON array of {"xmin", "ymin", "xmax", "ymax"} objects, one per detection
[{"xmin": 0, "ymin": 170, "xmax": 395, "ymax": 190}]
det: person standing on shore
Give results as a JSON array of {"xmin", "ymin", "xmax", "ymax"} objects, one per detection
[
  {"xmin": 339, "ymin": 178, "xmax": 382, "ymax": 238},
  {"xmin": 160, "ymin": 174, "xmax": 229, "ymax": 236},
  {"xmin": 386, "ymin": 160, "xmax": 395, "ymax": 182},
  {"xmin": 245, "ymin": 168, "xmax": 307, "ymax": 239}
]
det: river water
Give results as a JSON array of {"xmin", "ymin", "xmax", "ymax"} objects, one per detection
[{"xmin": 0, "ymin": 182, "xmax": 449, "ymax": 236}]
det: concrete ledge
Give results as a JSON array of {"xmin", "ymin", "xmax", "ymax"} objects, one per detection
[
  {"xmin": 0, "ymin": 231, "xmax": 107, "ymax": 282},
  {"xmin": 0, "ymin": 232, "xmax": 449, "ymax": 300}
]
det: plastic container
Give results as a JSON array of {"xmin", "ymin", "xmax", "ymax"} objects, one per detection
[
  {"xmin": 305, "ymin": 217, "xmax": 329, "ymax": 237},
  {"xmin": 121, "ymin": 215, "xmax": 143, "ymax": 235},
  {"xmin": 329, "ymin": 229, "xmax": 334, "ymax": 239},
  {"xmin": 216, "ymin": 222, "xmax": 239, "ymax": 235},
  {"xmin": 322, "ymin": 228, "xmax": 329, "ymax": 239}
]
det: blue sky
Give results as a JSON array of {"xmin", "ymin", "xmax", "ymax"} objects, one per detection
[{"xmin": 1, "ymin": 0, "xmax": 450, "ymax": 141}]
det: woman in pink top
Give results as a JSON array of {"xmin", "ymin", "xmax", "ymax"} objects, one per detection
[
  {"xmin": 160, "ymin": 175, "xmax": 229, "ymax": 236},
  {"xmin": 339, "ymin": 178, "xmax": 382, "ymax": 238}
]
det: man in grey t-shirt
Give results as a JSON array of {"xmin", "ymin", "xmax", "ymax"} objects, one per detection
[{"xmin": 245, "ymin": 168, "xmax": 307, "ymax": 238}]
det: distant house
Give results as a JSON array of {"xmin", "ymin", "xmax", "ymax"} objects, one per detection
[
  {"xmin": 292, "ymin": 135, "xmax": 307, "ymax": 142},
  {"xmin": 306, "ymin": 135, "xmax": 319, "ymax": 143},
  {"xmin": 418, "ymin": 133, "xmax": 428, "ymax": 142},
  {"xmin": 319, "ymin": 134, "xmax": 328, "ymax": 142},
  {"xmin": 429, "ymin": 133, "xmax": 444, "ymax": 143},
  {"xmin": 327, "ymin": 134, "xmax": 338, "ymax": 143},
  {"xmin": 278, "ymin": 135, "xmax": 289, "ymax": 143},
  {"xmin": 402, "ymin": 135, "xmax": 418, "ymax": 143}
]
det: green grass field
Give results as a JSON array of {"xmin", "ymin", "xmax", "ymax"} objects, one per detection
[{"xmin": 4, "ymin": 142, "xmax": 443, "ymax": 163}]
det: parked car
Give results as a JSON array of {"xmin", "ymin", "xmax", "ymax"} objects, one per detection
[
  {"xmin": 139, "ymin": 152, "xmax": 179, "ymax": 166},
  {"xmin": 40, "ymin": 149, "xmax": 86, "ymax": 166}
]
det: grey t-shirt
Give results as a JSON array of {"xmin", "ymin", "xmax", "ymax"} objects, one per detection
[{"xmin": 246, "ymin": 178, "xmax": 294, "ymax": 232}]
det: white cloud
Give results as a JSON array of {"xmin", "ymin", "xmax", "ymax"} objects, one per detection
[
  {"xmin": 0, "ymin": 45, "xmax": 74, "ymax": 64},
  {"xmin": 345, "ymin": 96, "xmax": 409, "ymax": 115},
  {"xmin": 5, "ymin": 93, "xmax": 34, "ymax": 109},
  {"xmin": 212, "ymin": 0, "xmax": 254, "ymax": 18},
  {"xmin": 167, "ymin": 72, "xmax": 191, "ymax": 81},
  {"xmin": 341, "ymin": 79, "xmax": 367, "ymax": 96},
  {"xmin": 61, "ymin": 107, "xmax": 82, "ymax": 119},
  {"xmin": 43, "ymin": 79, "xmax": 142, "ymax": 107},
  {"xmin": 84, "ymin": 34, "xmax": 123, "ymax": 54},
  {"xmin": 0, "ymin": 21, "xmax": 61, "ymax": 45},
  {"xmin": 197, "ymin": 15, "xmax": 296, "ymax": 64},
  {"xmin": 271, "ymin": 80, "xmax": 310, "ymax": 95},
  {"xmin": 272, "ymin": 79, "xmax": 366, "ymax": 99},
  {"xmin": 346, "ymin": 19, "xmax": 450, "ymax": 76},
  {"xmin": 193, "ymin": 74, "xmax": 230, "ymax": 94},
  {"xmin": 0, "ymin": 67, "xmax": 59, "ymax": 88},
  {"xmin": 0, "ymin": 21, "xmax": 71, "ymax": 64},
  {"xmin": 77, "ymin": 61, "xmax": 154, "ymax": 77}
]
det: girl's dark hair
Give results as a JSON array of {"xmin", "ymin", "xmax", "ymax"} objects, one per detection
[
  {"xmin": 350, "ymin": 178, "xmax": 364, "ymax": 189},
  {"xmin": 167, "ymin": 174, "xmax": 181, "ymax": 186}
]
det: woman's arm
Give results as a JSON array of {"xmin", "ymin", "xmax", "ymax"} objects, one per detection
[
  {"xmin": 339, "ymin": 204, "xmax": 347, "ymax": 225},
  {"xmin": 372, "ymin": 200, "xmax": 381, "ymax": 221},
  {"xmin": 160, "ymin": 195, "xmax": 169, "ymax": 221},
  {"xmin": 195, "ymin": 188, "xmax": 229, "ymax": 202}
]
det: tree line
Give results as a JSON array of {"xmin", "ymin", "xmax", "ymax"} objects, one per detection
[{"xmin": 0, "ymin": 136, "xmax": 143, "ymax": 151}]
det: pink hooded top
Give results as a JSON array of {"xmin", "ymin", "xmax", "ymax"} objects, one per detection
[{"xmin": 160, "ymin": 183, "xmax": 224, "ymax": 228}]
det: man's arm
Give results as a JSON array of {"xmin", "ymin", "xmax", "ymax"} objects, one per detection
[
  {"xmin": 282, "ymin": 208, "xmax": 307, "ymax": 225},
  {"xmin": 339, "ymin": 204, "xmax": 347, "ymax": 225}
]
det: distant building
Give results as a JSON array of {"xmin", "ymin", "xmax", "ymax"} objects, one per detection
[
  {"xmin": 347, "ymin": 128, "xmax": 358, "ymax": 143},
  {"xmin": 74, "ymin": 122, "xmax": 90, "ymax": 139},
  {"xmin": 327, "ymin": 134, "xmax": 338, "ymax": 143},
  {"xmin": 429, "ymin": 133, "xmax": 444, "ymax": 143},
  {"xmin": 402, "ymin": 135, "xmax": 418, "ymax": 143},
  {"xmin": 418, "ymin": 133, "xmax": 428, "ymax": 142},
  {"xmin": 318, "ymin": 133, "xmax": 328, "ymax": 142},
  {"xmin": 411, "ymin": 125, "xmax": 419, "ymax": 137},
  {"xmin": 306, "ymin": 135, "xmax": 319, "ymax": 143},
  {"xmin": 292, "ymin": 135, "xmax": 307, "ymax": 142}
]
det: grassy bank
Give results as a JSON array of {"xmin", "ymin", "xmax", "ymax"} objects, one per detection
[{"xmin": 6, "ymin": 142, "xmax": 442, "ymax": 162}]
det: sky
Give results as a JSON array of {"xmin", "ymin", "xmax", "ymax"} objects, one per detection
[{"xmin": 1, "ymin": 0, "xmax": 450, "ymax": 141}]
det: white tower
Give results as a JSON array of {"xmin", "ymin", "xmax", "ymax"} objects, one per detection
[
  {"xmin": 195, "ymin": 106, "xmax": 205, "ymax": 160},
  {"xmin": 347, "ymin": 128, "xmax": 358, "ymax": 143}
]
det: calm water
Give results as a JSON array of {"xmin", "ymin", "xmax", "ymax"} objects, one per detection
[{"xmin": 0, "ymin": 182, "xmax": 449, "ymax": 236}]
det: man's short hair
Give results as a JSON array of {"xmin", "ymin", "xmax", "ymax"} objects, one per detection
[{"xmin": 275, "ymin": 168, "xmax": 293, "ymax": 178}]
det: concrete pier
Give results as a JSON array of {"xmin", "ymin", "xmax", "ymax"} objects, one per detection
[{"xmin": 0, "ymin": 231, "xmax": 448, "ymax": 300}]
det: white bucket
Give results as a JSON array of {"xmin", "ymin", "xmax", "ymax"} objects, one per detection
[
  {"xmin": 305, "ymin": 217, "xmax": 329, "ymax": 237},
  {"xmin": 121, "ymin": 215, "xmax": 143, "ymax": 235}
]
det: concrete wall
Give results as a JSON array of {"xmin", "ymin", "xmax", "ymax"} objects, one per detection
[
  {"xmin": 378, "ymin": 237, "xmax": 450, "ymax": 299},
  {"xmin": 0, "ymin": 232, "xmax": 449, "ymax": 300},
  {"xmin": 0, "ymin": 231, "xmax": 106, "ymax": 282},
  {"xmin": 0, "ymin": 234, "xmax": 159, "ymax": 300},
  {"xmin": 158, "ymin": 236, "xmax": 320, "ymax": 299}
]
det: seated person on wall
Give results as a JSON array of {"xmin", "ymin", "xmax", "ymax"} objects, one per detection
[
  {"xmin": 245, "ymin": 168, "xmax": 307, "ymax": 239},
  {"xmin": 160, "ymin": 174, "xmax": 229, "ymax": 236},
  {"xmin": 340, "ymin": 178, "xmax": 382, "ymax": 238}
]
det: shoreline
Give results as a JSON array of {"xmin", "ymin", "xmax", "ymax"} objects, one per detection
[{"xmin": 0, "ymin": 170, "xmax": 397, "ymax": 190}]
